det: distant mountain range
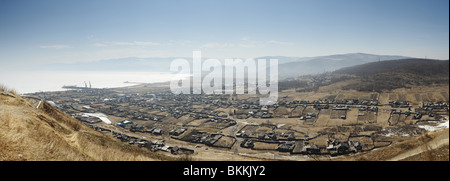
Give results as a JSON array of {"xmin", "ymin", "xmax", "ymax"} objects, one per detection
[
  {"xmin": 277, "ymin": 53, "xmax": 411, "ymax": 78},
  {"xmin": 278, "ymin": 58, "xmax": 449, "ymax": 92},
  {"xmin": 40, "ymin": 53, "xmax": 412, "ymax": 78},
  {"xmin": 331, "ymin": 58, "xmax": 449, "ymax": 92},
  {"xmin": 333, "ymin": 58, "xmax": 449, "ymax": 76}
]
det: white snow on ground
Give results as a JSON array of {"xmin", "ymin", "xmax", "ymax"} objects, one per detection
[
  {"xmin": 235, "ymin": 120, "xmax": 259, "ymax": 126},
  {"xmin": 82, "ymin": 112, "xmax": 112, "ymax": 124},
  {"xmin": 418, "ymin": 118, "xmax": 449, "ymax": 132},
  {"xmin": 277, "ymin": 124, "xmax": 286, "ymax": 128},
  {"xmin": 383, "ymin": 132, "xmax": 412, "ymax": 137},
  {"xmin": 235, "ymin": 120, "xmax": 285, "ymax": 128}
]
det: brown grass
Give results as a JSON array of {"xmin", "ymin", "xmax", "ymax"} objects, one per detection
[
  {"xmin": 0, "ymin": 84, "xmax": 8, "ymax": 92},
  {"xmin": 403, "ymin": 145, "xmax": 449, "ymax": 161},
  {"xmin": 0, "ymin": 84, "xmax": 18, "ymax": 96},
  {"xmin": 336, "ymin": 129, "xmax": 449, "ymax": 161},
  {"xmin": 41, "ymin": 101, "xmax": 82, "ymax": 131},
  {"xmin": 175, "ymin": 153, "xmax": 195, "ymax": 161}
]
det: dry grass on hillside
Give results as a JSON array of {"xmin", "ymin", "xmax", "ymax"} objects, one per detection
[
  {"xmin": 0, "ymin": 84, "xmax": 18, "ymax": 96},
  {"xmin": 401, "ymin": 145, "xmax": 449, "ymax": 161},
  {"xmin": 336, "ymin": 129, "xmax": 449, "ymax": 161},
  {"xmin": 0, "ymin": 89, "xmax": 176, "ymax": 161}
]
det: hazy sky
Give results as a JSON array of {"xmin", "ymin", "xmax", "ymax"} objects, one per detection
[{"xmin": 0, "ymin": 0, "xmax": 448, "ymax": 68}]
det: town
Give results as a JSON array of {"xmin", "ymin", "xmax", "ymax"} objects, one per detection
[{"xmin": 25, "ymin": 82, "xmax": 449, "ymax": 160}]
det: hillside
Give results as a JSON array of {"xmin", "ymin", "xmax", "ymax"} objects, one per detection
[
  {"xmin": 278, "ymin": 53, "xmax": 410, "ymax": 78},
  {"xmin": 336, "ymin": 128, "xmax": 449, "ymax": 161},
  {"xmin": 0, "ymin": 87, "xmax": 172, "ymax": 161},
  {"xmin": 279, "ymin": 58, "xmax": 449, "ymax": 92},
  {"xmin": 333, "ymin": 58, "xmax": 449, "ymax": 92},
  {"xmin": 334, "ymin": 58, "xmax": 449, "ymax": 76}
]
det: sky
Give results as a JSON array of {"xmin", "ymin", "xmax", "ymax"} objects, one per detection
[{"xmin": 0, "ymin": 0, "xmax": 448, "ymax": 68}]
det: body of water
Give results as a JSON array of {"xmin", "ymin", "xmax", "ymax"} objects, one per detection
[{"xmin": 0, "ymin": 71, "xmax": 179, "ymax": 94}]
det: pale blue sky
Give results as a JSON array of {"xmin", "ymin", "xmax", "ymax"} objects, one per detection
[{"xmin": 0, "ymin": 0, "xmax": 448, "ymax": 68}]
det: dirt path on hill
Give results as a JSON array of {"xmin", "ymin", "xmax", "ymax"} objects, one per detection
[{"xmin": 388, "ymin": 129, "xmax": 449, "ymax": 161}]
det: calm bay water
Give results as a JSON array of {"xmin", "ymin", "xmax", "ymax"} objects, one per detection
[{"xmin": 0, "ymin": 71, "xmax": 178, "ymax": 94}]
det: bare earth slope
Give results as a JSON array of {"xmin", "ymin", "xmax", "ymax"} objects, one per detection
[
  {"xmin": 335, "ymin": 128, "xmax": 449, "ymax": 161},
  {"xmin": 388, "ymin": 129, "xmax": 449, "ymax": 161}
]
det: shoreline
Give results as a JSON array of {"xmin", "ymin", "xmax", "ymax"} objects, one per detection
[{"xmin": 0, "ymin": 70, "xmax": 178, "ymax": 95}]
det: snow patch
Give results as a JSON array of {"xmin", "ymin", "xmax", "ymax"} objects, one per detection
[
  {"xmin": 277, "ymin": 124, "xmax": 286, "ymax": 128},
  {"xmin": 81, "ymin": 112, "xmax": 112, "ymax": 124},
  {"xmin": 418, "ymin": 119, "xmax": 449, "ymax": 132}
]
